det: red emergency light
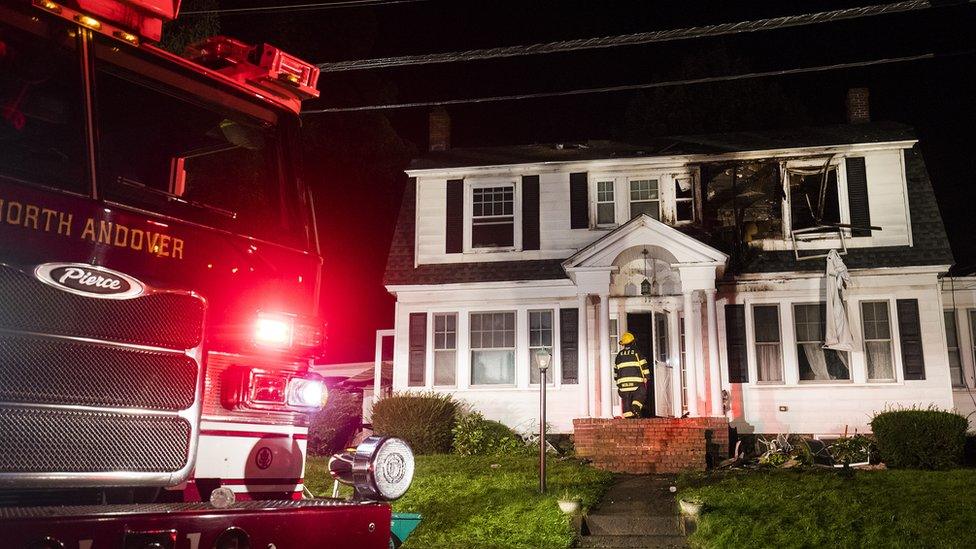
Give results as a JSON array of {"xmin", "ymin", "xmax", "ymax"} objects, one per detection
[
  {"xmin": 185, "ymin": 36, "xmax": 321, "ymax": 103},
  {"xmin": 36, "ymin": 0, "xmax": 179, "ymax": 42}
]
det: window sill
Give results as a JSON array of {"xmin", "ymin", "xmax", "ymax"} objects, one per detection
[
  {"xmin": 747, "ymin": 381, "xmax": 906, "ymax": 388},
  {"xmin": 952, "ymin": 386, "xmax": 973, "ymax": 392},
  {"xmin": 466, "ymin": 247, "xmax": 518, "ymax": 254}
]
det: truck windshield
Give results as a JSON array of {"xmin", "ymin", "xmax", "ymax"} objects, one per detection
[
  {"xmin": 93, "ymin": 38, "xmax": 306, "ymax": 249},
  {"xmin": 0, "ymin": 17, "xmax": 87, "ymax": 195}
]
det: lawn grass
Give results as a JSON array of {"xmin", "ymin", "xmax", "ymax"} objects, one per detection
[
  {"xmin": 306, "ymin": 454, "xmax": 613, "ymax": 548},
  {"xmin": 678, "ymin": 468, "xmax": 976, "ymax": 548}
]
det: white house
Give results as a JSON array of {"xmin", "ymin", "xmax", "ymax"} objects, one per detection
[{"xmin": 384, "ymin": 98, "xmax": 957, "ymax": 436}]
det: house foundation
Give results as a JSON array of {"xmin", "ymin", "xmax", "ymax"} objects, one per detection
[{"xmin": 573, "ymin": 417, "xmax": 730, "ymax": 474}]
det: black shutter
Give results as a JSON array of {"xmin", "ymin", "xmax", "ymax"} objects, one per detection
[
  {"xmin": 725, "ymin": 304, "xmax": 748, "ymax": 383},
  {"xmin": 570, "ymin": 172, "xmax": 589, "ymax": 229},
  {"xmin": 522, "ymin": 175, "xmax": 540, "ymax": 250},
  {"xmin": 445, "ymin": 179, "xmax": 463, "ymax": 253},
  {"xmin": 408, "ymin": 313, "xmax": 427, "ymax": 386},
  {"xmin": 560, "ymin": 308, "xmax": 579, "ymax": 384},
  {"xmin": 846, "ymin": 157, "xmax": 871, "ymax": 237},
  {"xmin": 897, "ymin": 299, "xmax": 925, "ymax": 380}
]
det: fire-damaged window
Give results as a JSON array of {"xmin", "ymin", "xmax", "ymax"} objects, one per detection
[
  {"xmin": 0, "ymin": 19, "xmax": 87, "ymax": 194},
  {"xmin": 471, "ymin": 185, "xmax": 515, "ymax": 248},
  {"xmin": 701, "ymin": 161, "xmax": 783, "ymax": 249},
  {"xmin": 674, "ymin": 176, "xmax": 696, "ymax": 223},
  {"xmin": 794, "ymin": 303, "xmax": 850, "ymax": 382},
  {"xmin": 91, "ymin": 38, "xmax": 303, "ymax": 247},
  {"xmin": 788, "ymin": 164, "xmax": 841, "ymax": 232}
]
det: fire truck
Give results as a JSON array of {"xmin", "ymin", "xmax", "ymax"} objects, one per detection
[{"xmin": 0, "ymin": 1, "xmax": 414, "ymax": 546}]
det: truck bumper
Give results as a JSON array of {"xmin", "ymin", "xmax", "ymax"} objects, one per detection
[{"xmin": 0, "ymin": 498, "xmax": 391, "ymax": 548}]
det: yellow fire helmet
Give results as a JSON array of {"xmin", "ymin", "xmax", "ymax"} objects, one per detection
[{"xmin": 619, "ymin": 331, "xmax": 635, "ymax": 346}]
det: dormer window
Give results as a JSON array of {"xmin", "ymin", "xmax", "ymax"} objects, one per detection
[
  {"xmin": 629, "ymin": 179, "xmax": 660, "ymax": 220},
  {"xmin": 788, "ymin": 164, "xmax": 840, "ymax": 232},
  {"xmin": 471, "ymin": 184, "xmax": 515, "ymax": 248},
  {"xmin": 596, "ymin": 181, "xmax": 616, "ymax": 226},
  {"xmin": 674, "ymin": 176, "xmax": 696, "ymax": 223}
]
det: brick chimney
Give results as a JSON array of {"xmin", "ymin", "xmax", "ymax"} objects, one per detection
[
  {"xmin": 428, "ymin": 107, "xmax": 451, "ymax": 151},
  {"xmin": 846, "ymin": 87, "xmax": 870, "ymax": 124}
]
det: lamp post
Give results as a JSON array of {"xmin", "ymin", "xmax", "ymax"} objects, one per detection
[{"xmin": 536, "ymin": 347, "xmax": 552, "ymax": 494}]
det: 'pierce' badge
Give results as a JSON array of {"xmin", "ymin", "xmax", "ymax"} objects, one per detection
[{"xmin": 34, "ymin": 262, "xmax": 146, "ymax": 300}]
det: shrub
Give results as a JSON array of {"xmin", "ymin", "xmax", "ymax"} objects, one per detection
[
  {"xmin": 371, "ymin": 392, "xmax": 459, "ymax": 454},
  {"xmin": 307, "ymin": 388, "xmax": 362, "ymax": 456},
  {"xmin": 452, "ymin": 411, "xmax": 527, "ymax": 456},
  {"xmin": 870, "ymin": 407, "xmax": 968, "ymax": 470},
  {"xmin": 828, "ymin": 435, "xmax": 875, "ymax": 465}
]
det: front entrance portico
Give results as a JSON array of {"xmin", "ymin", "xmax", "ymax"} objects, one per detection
[{"xmin": 562, "ymin": 215, "xmax": 729, "ymax": 419}]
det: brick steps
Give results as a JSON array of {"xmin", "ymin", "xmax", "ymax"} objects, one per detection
[{"xmin": 573, "ymin": 417, "xmax": 729, "ymax": 473}]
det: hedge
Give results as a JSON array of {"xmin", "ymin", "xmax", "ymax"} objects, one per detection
[
  {"xmin": 451, "ymin": 411, "xmax": 527, "ymax": 456},
  {"xmin": 870, "ymin": 407, "xmax": 968, "ymax": 470},
  {"xmin": 307, "ymin": 388, "xmax": 362, "ymax": 456},
  {"xmin": 371, "ymin": 392, "xmax": 459, "ymax": 454}
]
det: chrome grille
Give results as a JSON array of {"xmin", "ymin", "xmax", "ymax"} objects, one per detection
[
  {"xmin": 0, "ymin": 263, "xmax": 205, "ymax": 487},
  {"xmin": 0, "ymin": 265, "xmax": 204, "ymax": 350},
  {"xmin": 0, "ymin": 335, "xmax": 196, "ymax": 410},
  {"xmin": 0, "ymin": 408, "xmax": 191, "ymax": 473}
]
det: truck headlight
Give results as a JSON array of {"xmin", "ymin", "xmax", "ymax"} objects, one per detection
[{"xmin": 329, "ymin": 436, "xmax": 415, "ymax": 501}]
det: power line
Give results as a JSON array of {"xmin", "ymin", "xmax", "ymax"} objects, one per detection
[
  {"xmin": 181, "ymin": 0, "xmax": 429, "ymax": 16},
  {"xmin": 302, "ymin": 50, "xmax": 971, "ymax": 114},
  {"xmin": 317, "ymin": 0, "xmax": 964, "ymax": 72}
]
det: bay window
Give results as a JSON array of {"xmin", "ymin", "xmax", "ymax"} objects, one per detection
[{"xmin": 470, "ymin": 312, "xmax": 515, "ymax": 385}]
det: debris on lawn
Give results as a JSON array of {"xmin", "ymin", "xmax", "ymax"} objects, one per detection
[{"xmin": 721, "ymin": 430, "xmax": 880, "ymax": 471}]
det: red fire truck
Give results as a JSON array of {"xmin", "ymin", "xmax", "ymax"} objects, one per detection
[{"xmin": 0, "ymin": 1, "xmax": 414, "ymax": 546}]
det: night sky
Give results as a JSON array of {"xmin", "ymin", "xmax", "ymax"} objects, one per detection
[{"xmin": 194, "ymin": 0, "xmax": 975, "ymax": 363}]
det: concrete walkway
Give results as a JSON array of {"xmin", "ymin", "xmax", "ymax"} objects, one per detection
[{"xmin": 578, "ymin": 475, "xmax": 688, "ymax": 549}]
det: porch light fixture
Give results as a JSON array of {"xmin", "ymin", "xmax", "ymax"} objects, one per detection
[
  {"xmin": 641, "ymin": 248, "xmax": 653, "ymax": 296},
  {"xmin": 536, "ymin": 347, "xmax": 552, "ymax": 493}
]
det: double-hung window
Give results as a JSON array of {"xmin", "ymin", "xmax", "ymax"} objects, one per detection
[
  {"xmin": 945, "ymin": 311, "xmax": 964, "ymax": 387},
  {"xmin": 471, "ymin": 185, "xmax": 514, "ymax": 248},
  {"xmin": 528, "ymin": 310, "xmax": 554, "ymax": 384},
  {"xmin": 596, "ymin": 181, "xmax": 616, "ymax": 226},
  {"xmin": 609, "ymin": 319, "xmax": 620, "ymax": 355},
  {"xmin": 861, "ymin": 301, "xmax": 894, "ymax": 382},
  {"xmin": 629, "ymin": 179, "xmax": 660, "ymax": 220},
  {"xmin": 674, "ymin": 176, "xmax": 695, "ymax": 223},
  {"xmin": 470, "ymin": 312, "xmax": 516, "ymax": 385},
  {"xmin": 433, "ymin": 313, "xmax": 457, "ymax": 386},
  {"xmin": 753, "ymin": 305, "xmax": 783, "ymax": 382},
  {"xmin": 794, "ymin": 303, "xmax": 850, "ymax": 381}
]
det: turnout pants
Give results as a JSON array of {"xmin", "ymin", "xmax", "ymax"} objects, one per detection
[{"xmin": 619, "ymin": 383, "xmax": 648, "ymax": 419}]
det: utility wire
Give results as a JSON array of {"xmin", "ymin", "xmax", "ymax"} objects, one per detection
[
  {"xmin": 181, "ymin": 0, "xmax": 429, "ymax": 16},
  {"xmin": 317, "ymin": 0, "xmax": 964, "ymax": 72},
  {"xmin": 302, "ymin": 50, "xmax": 971, "ymax": 113}
]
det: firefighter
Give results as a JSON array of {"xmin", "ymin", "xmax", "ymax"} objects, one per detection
[{"xmin": 614, "ymin": 332, "xmax": 650, "ymax": 418}]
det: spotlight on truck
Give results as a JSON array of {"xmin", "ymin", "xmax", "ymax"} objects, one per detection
[{"xmin": 329, "ymin": 437, "xmax": 415, "ymax": 501}]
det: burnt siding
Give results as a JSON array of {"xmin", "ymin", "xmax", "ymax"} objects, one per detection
[{"xmin": 737, "ymin": 145, "xmax": 953, "ymax": 274}]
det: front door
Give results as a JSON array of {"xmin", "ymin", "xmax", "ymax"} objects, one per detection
[{"xmin": 626, "ymin": 313, "xmax": 655, "ymax": 417}]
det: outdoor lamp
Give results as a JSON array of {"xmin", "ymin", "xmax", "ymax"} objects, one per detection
[{"xmin": 536, "ymin": 347, "xmax": 552, "ymax": 493}]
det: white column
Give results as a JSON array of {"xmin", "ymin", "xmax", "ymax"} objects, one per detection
[
  {"xmin": 668, "ymin": 308, "xmax": 683, "ymax": 418},
  {"xmin": 577, "ymin": 293, "xmax": 590, "ymax": 417},
  {"xmin": 373, "ymin": 330, "xmax": 384, "ymax": 406},
  {"xmin": 682, "ymin": 290, "xmax": 699, "ymax": 416},
  {"xmin": 599, "ymin": 293, "xmax": 613, "ymax": 418},
  {"xmin": 705, "ymin": 289, "xmax": 723, "ymax": 417}
]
